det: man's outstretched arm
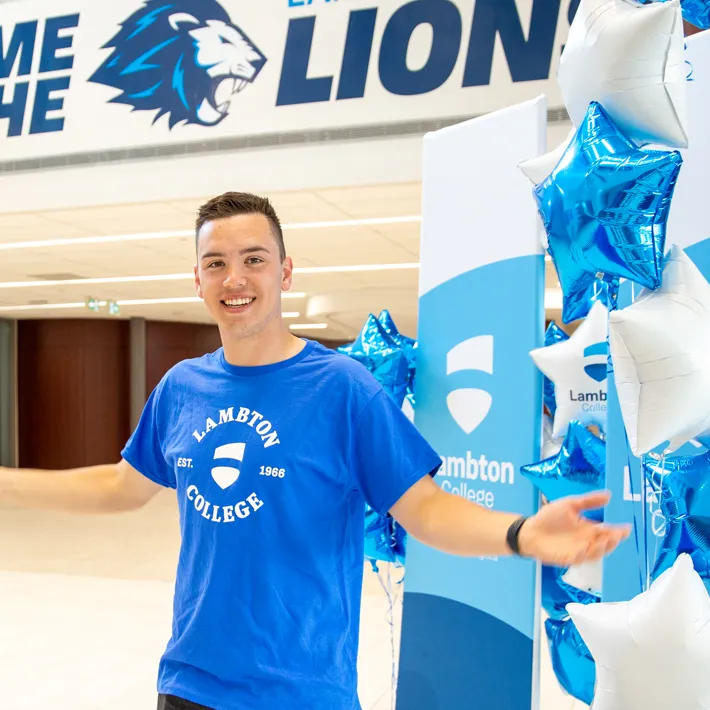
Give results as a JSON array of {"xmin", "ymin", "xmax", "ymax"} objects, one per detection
[
  {"xmin": 0, "ymin": 459, "xmax": 162, "ymax": 514},
  {"xmin": 390, "ymin": 474, "xmax": 630, "ymax": 566}
]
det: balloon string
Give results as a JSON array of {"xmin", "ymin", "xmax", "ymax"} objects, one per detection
[
  {"xmin": 624, "ymin": 280, "xmax": 647, "ymax": 591},
  {"xmin": 375, "ymin": 563, "xmax": 399, "ymax": 710},
  {"xmin": 641, "ymin": 456, "xmax": 650, "ymax": 591},
  {"xmin": 624, "ymin": 438, "xmax": 645, "ymax": 595},
  {"xmin": 685, "ymin": 40, "xmax": 694, "ymax": 82}
]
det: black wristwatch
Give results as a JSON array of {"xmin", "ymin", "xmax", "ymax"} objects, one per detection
[{"xmin": 506, "ymin": 516, "xmax": 528, "ymax": 556}]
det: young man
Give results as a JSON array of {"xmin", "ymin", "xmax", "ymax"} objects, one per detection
[{"xmin": 0, "ymin": 192, "xmax": 629, "ymax": 710}]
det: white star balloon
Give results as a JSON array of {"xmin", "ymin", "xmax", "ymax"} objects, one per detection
[
  {"xmin": 609, "ymin": 245, "xmax": 710, "ymax": 456},
  {"xmin": 558, "ymin": 0, "xmax": 688, "ymax": 149},
  {"xmin": 568, "ymin": 554, "xmax": 710, "ymax": 710},
  {"xmin": 519, "ymin": 129, "xmax": 574, "ymax": 185},
  {"xmin": 530, "ymin": 301, "xmax": 609, "ymax": 439}
]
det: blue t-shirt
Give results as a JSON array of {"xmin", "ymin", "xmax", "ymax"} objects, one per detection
[{"xmin": 121, "ymin": 339, "xmax": 441, "ymax": 710}]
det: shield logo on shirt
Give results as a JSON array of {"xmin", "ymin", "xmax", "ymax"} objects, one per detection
[{"xmin": 211, "ymin": 442, "xmax": 246, "ymax": 489}]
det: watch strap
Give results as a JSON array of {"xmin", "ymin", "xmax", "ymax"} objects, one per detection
[{"xmin": 506, "ymin": 516, "xmax": 528, "ymax": 556}]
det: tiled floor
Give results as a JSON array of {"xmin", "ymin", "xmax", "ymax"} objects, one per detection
[{"xmin": 0, "ymin": 491, "xmax": 587, "ymax": 709}]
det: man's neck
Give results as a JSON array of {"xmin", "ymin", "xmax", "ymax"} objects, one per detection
[{"xmin": 221, "ymin": 324, "xmax": 305, "ymax": 368}]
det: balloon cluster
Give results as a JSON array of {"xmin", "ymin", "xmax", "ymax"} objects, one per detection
[
  {"xmin": 521, "ymin": 422, "xmax": 606, "ymax": 705},
  {"xmin": 338, "ymin": 311, "xmax": 417, "ymax": 570},
  {"xmin": 520, "ymin": 0, "xmax": 685, "ymax": 325},
  {"xmin": 518, "ymin": 1, "xmax": 710, "ymax": 705}
]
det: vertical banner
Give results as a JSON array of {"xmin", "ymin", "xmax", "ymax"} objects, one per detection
[
  {"xmin": 396, "ymin": 97, "xmax": 546, "ymax": 709},
  {"xmin": 602, "ymin": 30, "xmax": 710, "ymax": 602}
]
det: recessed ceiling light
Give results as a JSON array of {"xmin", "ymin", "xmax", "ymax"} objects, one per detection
[
  {"xmin": 0, "ymin": 298, "xmax": 302, "ymax": 314},
  {"xmin": 294, "ymin": 263, "xmax": 419, "ymax": 274},
  {"xmin": 0, "ymin": 302, "xmax": 91, "ymax": 312},
  {"xmin": 0, "ymin": 274, "xmax": 192, "ymax": 289}
]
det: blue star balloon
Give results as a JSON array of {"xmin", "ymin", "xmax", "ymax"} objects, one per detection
[
  {"xmin": 643, "ymin": 451, "xmax": 710, "ymax": 593},
  {"xmin": 364, "ymin": 504, "xmax": 407, "ymax": 570},
  {"xmin": 657, "ymin": 0, "xmax": 710, "ymax": 29},
  {"xmin": 534, "ymin": 101, "xmax": 683, "ymax": 324},
  {"xmin": 681, "ymin": 0, "xmax": 710, "ymax": 27},
  {"xmin": 543, "ymin": 321, "xmax": 570, "ymax": 416},
  {"xmin": 564, "ymin": 276, "xmax": 620, "ymax": 327},
  {"xmin": 377, "ymin": 309, "xmax": 417, "ymax": 407},
  {"xmin": 545, "ymin": 617, "xmax": 596, "ymax": 706},
  {"xmin": 521, "ymin": 420, "xmax": 606, "ymax": 520},
  {"xmin": 338, "ymin": 314, "xmax": 409, "ymax": 406}
]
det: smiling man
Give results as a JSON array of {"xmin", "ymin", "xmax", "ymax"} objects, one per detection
[{"xmin": 0, "ymin": 192, "xmax": 629, "ymax": 710}]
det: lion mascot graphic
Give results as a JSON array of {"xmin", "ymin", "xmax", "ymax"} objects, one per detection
[{"xmin": 90, "ymin": 0, "xmax": 267, "ymax": 128}]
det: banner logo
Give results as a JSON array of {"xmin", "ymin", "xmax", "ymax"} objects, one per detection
[
  {"xmin": 445, "ymin": 335, "xmax": 494, "ymax": 434},
  {"xmin": 583, "ymin": 341, "xmax": 608, "ymax": 383},
  {"xmin": 89, "ymin": 0, "xmax": 266, "ymax": 129}
]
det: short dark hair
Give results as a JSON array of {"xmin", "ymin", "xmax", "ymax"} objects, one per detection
[{"xmin": 195, "ymin": 191, "xmax": 286, "ymax": 261}]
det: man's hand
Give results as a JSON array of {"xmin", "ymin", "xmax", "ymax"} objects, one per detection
[{"xmin": 518, "ymin": 490, "xmax": 631, "ymax": 566}]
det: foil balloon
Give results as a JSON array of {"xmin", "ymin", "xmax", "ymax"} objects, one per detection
[
  {"xmin": 530, "ymin": 301, "xmax": 609, "ymax": 439},
  {"xmin": 377, "ymin": 309, "xmax": 417, "ymax": 408},
  {"xmin": 541, "ymin": 414, "xmax": 562, "ymax": 460},
  {"xmin": 534, "ymin": 101, "xmax": 683, "ymax": 324},
  {"xmin": 364, "ymin": 504, "xmax": 407, "ymax": 570},
  {"xmin": 559, "ymin": 0, "xmax": 688, "ymax": 149},
  {"xmin": 681, "ymin": 0, "xmax": 710, "ymax": 27},
  {"xmin": 542, "ymin": 322, "xmax": 570, "ymax": 417},
  {"xmin": 566, "ymin": 278, "xmax": 619, "ymax": 331},
  {"xmin": 542, "ymin": 564, "xmax": 600, "ymax": 621},
  {"xmin": 338, "ymin": 314, "xmax": 409, "ymax": 407},
  {"xmin": 519, "ymin": 128, "xmax": 575, "ymax": 186},
  {"xmin": 569, "ymin": 554, "xmax": 710, "ymax": 710},
  {"xmin": 545, "ymin": 617, "xmax": 596, "ymax": 706},
  {"xmin": 521, "ymin": 420, "xmax": 606, "ymax": 521},
  {"xmin": 562, "ymin": 559, "xmax": 603, "ymax": 595},
  {"xmin": 643, "ymin": 452, "xmax": 710, "ymax": 592},
  {"xmin": 658, "ymin": 0, "xmax": 710, "ymax": 29},
  {"xmin": 609, "ymin": 245, "xmax": 710, "ymax": 456}
]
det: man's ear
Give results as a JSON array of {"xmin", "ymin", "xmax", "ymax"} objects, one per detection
[{"xmin": 281, "ymin": 256, "xmax": 294, "ymax": 292}]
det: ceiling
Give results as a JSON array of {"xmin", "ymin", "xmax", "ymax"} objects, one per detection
[{"xmin": 0, "ymin": 181, "xmax": 563, "ymax": 341}]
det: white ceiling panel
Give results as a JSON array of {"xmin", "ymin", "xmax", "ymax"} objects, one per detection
[
  {"xmin": 167, "ymin": 198, "xmax": 209, "ymax": 216},
  {"xmin": 41, "ymin": 203, "xmax": 188, "ymax": 224},
  {"xmin": 287, "ymin": 229, "xmax": 415, "ymax": 266},
  {"xmin": 0, "ymin": 222, "xmax": 96, "ymax": 242},
  {"xmin": 315, "ymin": 183, "xmax": 421, "ymax": 204},
  {"xmin": 0, "ymin": 213, "xmax": 60, "ymax": 229},
  {"xmin": 327, "ymin": 198, "xmax": 423, "ymax": 220}
]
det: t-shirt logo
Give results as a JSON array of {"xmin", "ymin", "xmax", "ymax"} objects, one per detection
[{"xmin": 211, "ymin": 442, "xmax": 246, "ymax": 489}]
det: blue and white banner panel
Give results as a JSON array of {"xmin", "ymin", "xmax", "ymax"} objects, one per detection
[
  {"xmin": 603, "ymin": 30, "xmax": 710, "ymax": 603},
  {"xmin": 0, "ymin": 0, "xmax": 575, "ymax": 161},
  {"xmin": 396, "ymin": 96, "xmax": 546, "ymax": 710}
]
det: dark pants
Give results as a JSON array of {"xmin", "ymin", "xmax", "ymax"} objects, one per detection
[{"xmin": 157, "ymin": 694, "xmax": 214, "ymax": 710}]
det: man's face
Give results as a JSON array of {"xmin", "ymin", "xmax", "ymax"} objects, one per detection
[{"xmin": 194, "ymin": 213, "xmax": 293, "ymax": 338}]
